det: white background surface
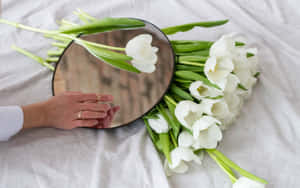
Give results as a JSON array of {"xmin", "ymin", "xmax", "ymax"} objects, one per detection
[{"xmin": 1, "ymin": 0, "xmax": 300, "ymax": 187}]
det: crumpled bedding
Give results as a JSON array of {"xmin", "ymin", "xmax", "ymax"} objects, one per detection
[{"xmin": 0, "ymin": 0, "xmax": 300, "ymax": 187}]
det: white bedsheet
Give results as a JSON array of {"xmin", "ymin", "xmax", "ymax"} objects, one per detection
[{"xmin": 0, "ymin": 0, "xmax": 300, "ymax": 187}]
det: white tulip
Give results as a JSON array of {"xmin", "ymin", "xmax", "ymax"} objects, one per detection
[
  {"xmin": 178, "ymin": 131, "xmax": 194, "ymax": 147},
  {"xmin": 192, "ymin": 116, "xmax": 222, "ymax": 149},
  {"xmin": 204, "ymin": 56, "xmax": 234, "ymax": 88},
  {"xmin": 214, "ymin": 73, "xmax": 240, "ymax": 92},
  {"xmin": 200, "ymin": 99, "xmax": 230, "ymax": 120},
  {"xmin": 174, "ymin": 101, "xmax": 204, "ymax": 130},
  {"xmin": 165, "ymin": 147, "xmax": 202, "ymax": 175},
  {"xmin": 189, "ymin": 81, "xmax": 223, "ymax": 100},
  {"xmin": 125, "ymin": 34, "xmax": 158, "ymax": 73},
  {"xmin": 148, "ymin": 114, "xmax": 169, "ymax": 134},
  {"xmin": 233, "ymin": 177, "xmax": 265, "ymax": 188},
  {"xmin": 209, "ymin": 33, "xmax": 236, "ymax": 58}
]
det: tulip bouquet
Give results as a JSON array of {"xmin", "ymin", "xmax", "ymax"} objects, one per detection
[
  {"xmin": 1, "ymin": 9, "xmax": 267, "ymax": 187},
  {"xmin": 144, "ymin": 31, "xmax": 267, "ymax": 186}
]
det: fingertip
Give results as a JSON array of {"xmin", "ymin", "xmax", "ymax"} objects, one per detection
[
  {"xmin": 98, "ymin": 94, "xmax": 113, "ymax": 102},
  {"xmin": 113, "ymin": 106, "xmax": 120, "ymax": 112}
]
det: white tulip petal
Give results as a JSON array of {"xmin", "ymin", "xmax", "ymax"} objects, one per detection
[
  {"xmin": 168, "ymin": 147, "xmax": 201, "ymax": 171},
  {"xmin": 189, "ymin": 81, "xmax": 222, "ymax": 100},
  {"xmin": 224, "ymin": 92, "xmax": 242, "ymax": 113},
  {"xmin": 224, "ymin": 73, "xmax": 240, "ymax": 93},
  {"xmin": 200, "ymin": 99, "xmax": 230, "ymax": 120},
  {"xmin": 152, "ymin": 47, "xmax": 159, "ymax": 53},
  {"xmin": 125, "ymin": 34, "xmax": 158, "ymax": 73},
  {"xmin": 204, "ymin": 56, "xmax": 234, "ymax": 85},
  {"xmin": 233, "ymin": 177, "xmax": 265, "ymax": 188},
  {"xmin": 178, "ymin": 131, "xmax": 194, "ymax": 147},
  {"xmin": 174, "ymin": 101, "xmax": 203, "ymax": 129},
  {"xmin": 192, "ymin": 116, "xmax": 221, "ymax": 138},
  {"xmin": 209, "ymin": 35, "xmax": 235, "ymax": 57},
  {"xmin": 171, "ymin": 161, "xmax": 189, "ymax": 174},
  {"xmin": 235, "ymin": 70, "xmax": 257, "ymax": 90},
  {"xmin": 131, "ymin": 60, "xmax": 156, "ymax": 73},
  {"xmin": 197, "ymin": 124, "xmax": 223, "ymax": 149},
  {"xmin": 148, "ymin": 114, "xmax": 169, "ymax": 133}
]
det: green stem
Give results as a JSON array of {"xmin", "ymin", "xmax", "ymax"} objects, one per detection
[
  {"xmin": 60, "ymin": 33, "xmax": 126, "ymax": 51},
  {"xmin": 179, "ymin": 61, "xmax": 204, "ymax": 67},
  {"xmin": 0, "ymin": 19, "xmax": 125, "ymax": 52},
  {"xmin": 46, "ymin": 57, "xmax": 59, "ymax": 62},
  {"xmin": 11, "ymin": 45, "xmax": 54, "ymax": 71},
  {"xmin": 0, "ymin": 19, "xmax": 55, "ymax": 34},
  {"xmin": 59, "ymin": 19, "xmax": 78, "ymax": 27},
  {"xmin": 47, "ymin": 49, "xmax": 64, "ymax": 56},
  {"xmin": 51, "ymin": 42, "xmax": 69, "ymax": 48},
  {"xmin": 170, "ymin": 131, "xmax": 178, "ymax": 147},
  {"xmin": 209, "ymin": 149, "xmax": 268, "ymax": 184},
  {"xmin": 76, "ymin": 9, "xmax": 97, "ymax": 22},
  {"xmin": 164, "ymin": 95, "xmax": 177, "ymax": 106},
  {"xmin": 207, "ymin": 150, "xmax": 237, "ymax": 183}
]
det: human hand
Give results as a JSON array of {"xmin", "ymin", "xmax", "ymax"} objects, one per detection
[{"xmin": 22, "ymin": 92, "xmax": 119, "ymax": 130}]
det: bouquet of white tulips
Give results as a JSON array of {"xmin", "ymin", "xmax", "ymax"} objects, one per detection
[
  {"xmin": 1, "ymin": 9, "xmax": 267, "ymax": 187},
  {"xmin": 144, "ymin": 28, "xmax": 267, "ymax": 187}
]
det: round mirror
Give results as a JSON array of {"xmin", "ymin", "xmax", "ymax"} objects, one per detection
[{"xmin": 52, "ymin": 19, "xmax": 175, "ymax": 128}]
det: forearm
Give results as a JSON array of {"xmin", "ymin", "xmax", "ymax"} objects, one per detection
[{"xmin": 21, "ymin": 102, "xmax": 47, "ymax": 130}]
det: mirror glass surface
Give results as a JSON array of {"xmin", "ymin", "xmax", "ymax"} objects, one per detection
[{"xmin": 52, "ymin": 20, "xmax": 175, "ymax": 128}]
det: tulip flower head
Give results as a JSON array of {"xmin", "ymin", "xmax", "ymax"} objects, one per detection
[
  {"xmin": 165, "ymin": 147, "xmax": 202, "ymax": 174},
  {"xmin": 174, "ymin": 101, "xmax": 204, "ymax": 130},
  {"xmin": 148, "ymin": 114, "xmax": 169, "ymax": 133},
  {"xmin": 189, "ymin": 81, "xmax": 223, "ymax": 100},
  {"xmin": 125, "ymin": 34, "xmax": 158, "ymax": 73},
  {"xmin": 192, "ymin": 116, "xmax": 223, "ymax": 149}
]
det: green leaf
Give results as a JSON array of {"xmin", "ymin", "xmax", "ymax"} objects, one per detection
[
  {"xmin": 206, "ymin": 150, "xmax": 237, "ymax": 183},
  {"xmin": 175, "ymin": 64, "xmax": 204, "ymax": 72},
  {"xmin": 143, "ymin": 108, "xmax": 159, "ymax": 119},
  {"xmin": 171, "ymin": 40, "xmax": 213, "ymax": 45},
  {"xmin": 172, "ymin": 42, "xmax": 213, "ymax": 53},
  {"xmin": 254, "ymin": 72, "xmax": 260, "ymax": 78},
  {"xmin": 179, "ymin": 56, "xmax": 208, "ymax": 62},
  {"xmin": 238, "ymin": 83, "xmax": 248, "ymax": 91},
  {"xmin": 60, "ymin": 17, "xmax": 145, "ymax": 35},
  {"xmin": 176, "ymin": 50, "xmax": 210, "ymax": 56},
  {"xmin": 157, "ymin": 103, "xmax": 180, "ymax": 140},
  {"xmin": 100, "ymin": 57, "xmax": 140, "ymax": 73},
  {"xmin": 170, "ymin": 84, "xmax": 194, "ymax": 101},
  {"xmin": 174, "ymin": 78, "xmax": 193, "ymax": 84},
  {"xmin": 235, "ymin": 41, "xmax": 245, "ymax": 46},
  {"xmin": 247, "ymin": 52, "xmax": 255, "ymax": 58},
  {"xmin": 81, "ymin": 43, "xmax": 131, "ymax": 61},
  {"xmin": 164, "ymin": 99, "xmax": 181, "ymax": 138},
  {"xmin": 175, "ymin": 71, "xmax": 221, "ymax": 90},
  {"xmin": 143, "ymin": 118, "xmax": 161, "ymax": 152},
  {"xmin": 159, "ymin": 133, "xmax": 172, "ymax": 163},
  {"xmin": 209, "ymin": 149, "xmax": 268, "ymax": 184},
  {"xmin": 205, "ymin": 95, "xmax": 224, "ymax": 100},
  {"xmin": 181, "ymin": 126, "xmax": 193, "ymax": 135},
  {"xmin": 83, "ymin": 43, "xmax": 140, "ymax": 73},
  {"xmin": 162, "ymin": 20, "xmax": 229, "ymax": 35}
]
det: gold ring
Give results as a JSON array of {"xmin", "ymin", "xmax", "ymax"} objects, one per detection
[{"xmin": 78, "ymin": 111, "xmax": 82, "ymax": 119}]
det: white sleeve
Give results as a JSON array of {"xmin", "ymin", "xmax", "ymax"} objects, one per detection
[{"xmin": 0, "ymin": 106, "xmax": 24, "ymax": 141}]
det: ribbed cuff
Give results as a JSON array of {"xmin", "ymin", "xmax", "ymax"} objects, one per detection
[{"xmin": 0, "ymin": 106, "xmax": 24, "ymax": 141}]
